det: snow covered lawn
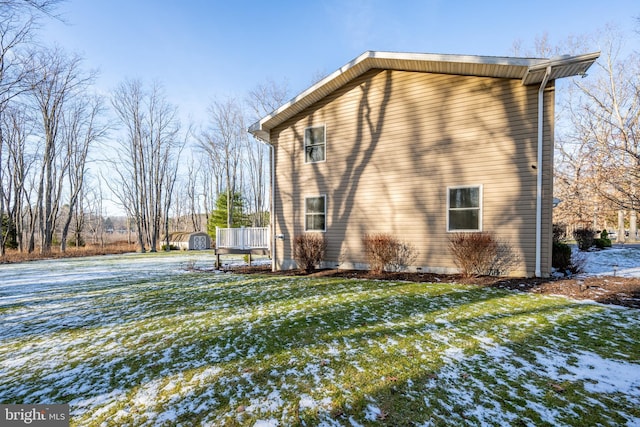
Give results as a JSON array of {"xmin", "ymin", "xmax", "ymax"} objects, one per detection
[{"xmin": 1, "ymin": 251, "xmax": 640, "ymax": 426}]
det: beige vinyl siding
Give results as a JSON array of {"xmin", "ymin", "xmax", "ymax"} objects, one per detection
[{"xmin": 271, "ymin": 69, "xmax": 555, "ymax": 276}]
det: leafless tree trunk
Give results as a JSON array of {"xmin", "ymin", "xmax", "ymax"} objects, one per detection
[
  {"xmin": 27, "ymin": 47, "xmax": 95, "ymax": 254},
  {"xmin": 72, "ymin": 184, "xmax": 85, "ymax": 248},
  {"xmin": 163, "ymin": 144, "xmax": 182, "ymax": 250},
  {"xmin": 111, "ymin": 79, "xmax": 182, "ymax": 252},
  {"xmin": 185, "ymin": 161, "xmax": 201, "ymax": 231},
  {"xmin": 245, "ymin": 79, "xmax": 290, "ymax": 227},
  {"xmin": 0, "ymin": 1, "xmax": 54, "ymax": 255},
  {"xmin": 83, "ymin": 187, "xmax": 103, "ymax": 246},
  {"xmin": 110, "ymin": 80, "xmax": 147, "ymax": 252},
  {"xmin": 58, "ymin": 95, "xmax": 106, "ymax": 251},
  {"xmin": 0, "ymin": 106, "xmax": 35, "ymax": 253}
]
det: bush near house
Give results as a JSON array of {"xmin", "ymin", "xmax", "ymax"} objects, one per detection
[
  {"xmin": 553, "ymin": 223, "xmax": 568, "ymax": 243},
  {"xmin": 552, "ymin": 241, "xmax": 573, "ymax": 271},
  {"xmin": 552, "ymin": 223, "xmax": 587, "ymax": 275},
  {"xmin": 294, "ymin": 234, "xmax": 327, "ymax": 273},
  {"xmin": 573, "ymin": 228, "xmax": 595, "ymax": 251},
  {"xmin": 448, "ymin": 232, "xmax": 518, "ymax": 277},
  {"xmin": 362, "ymin": 233, "xmax": 418, "ymax": 274}
]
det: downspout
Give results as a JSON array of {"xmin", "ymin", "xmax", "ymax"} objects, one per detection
[
  {"xmin": 269, "ymin": 143, "xmax": 276, "ymax": 272},
  {"xmin": 535, "ymin": 66, "xmax": 552, "ymax": 277}
]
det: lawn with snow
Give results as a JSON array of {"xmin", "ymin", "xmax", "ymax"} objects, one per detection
[{"xmin": 1, "ymin": 250, "xmax": 639, "ymax": 426}]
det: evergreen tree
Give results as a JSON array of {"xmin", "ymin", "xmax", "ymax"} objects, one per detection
[
  {"xmin": 207, "ymin": 192, "xmax": 249, "ymax": 239},
  {"xmin": 1, "ymin": 214, "xmax": 18, "ymax": 250}
]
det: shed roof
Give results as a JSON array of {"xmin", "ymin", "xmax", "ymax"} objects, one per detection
[
  {"xmin": 167, "ymin": 232, "xmax": 209, "ymax": 242},
  {"xmin": 248, "ymin": 50, "xmax": 600, "ymax": 142}
]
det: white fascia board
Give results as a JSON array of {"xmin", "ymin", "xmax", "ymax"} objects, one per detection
[{"xmin": 248, "ymin": 50, "xmax": 600, "ymax": 141}]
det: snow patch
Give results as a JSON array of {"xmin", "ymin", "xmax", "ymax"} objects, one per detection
[
  {"xmin": 536, "ymin": 349, "xmax": 640, "ymax": 395},
  {"xmin": 364, "ymin": 403, "xmax": 382, "ymax": 421}
]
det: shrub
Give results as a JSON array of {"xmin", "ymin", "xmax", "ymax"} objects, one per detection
[
  {"xmin": 552, "ymin": 241, "xmax": 588, "ymax": 275},
  {"xmin": 552, "ymin": 241, "xmax": 572, "ymax": 271},
  {"xmin": 387, "ymin": 240, "xmax": 418, "ymax": 272},
  {"xmin": 294, "ymin": 234, "xmax": 327, "ymax": 273},
  {"xmin": 594, "ymin": 238, "xmax": 612, "ymax": 249},
  {"xmin": 67, "ymin": 236, "xmax": 86, "ymax": 248},
  {"xmin": 362, "ymin": 233, "xmax": 417, "ymax": 274},
  {"xmin": 573, "ymin": 228, "xmax": 595, "ymax": 251},
  {"xmin": 448, "ymin": 232, "xmax": 518, "ymax": 277},
  {"xmin": 553, "ymin": 223, "xmax": 567, "ymax": 243}
]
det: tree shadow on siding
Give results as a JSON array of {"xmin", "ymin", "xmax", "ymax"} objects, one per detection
[{"xmin": 406, "ymin": 76, "xmax": 542, "ymax": 276}]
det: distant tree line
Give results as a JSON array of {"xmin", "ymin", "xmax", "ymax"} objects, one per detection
[{"xmin": 0, "ymin": 0, "xmax": 289, "ymax": 255}]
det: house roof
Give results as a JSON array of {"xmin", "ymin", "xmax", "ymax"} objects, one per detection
[{"xmin": 248, "ymin": 50, "xmax": 600, "ymax": 142}]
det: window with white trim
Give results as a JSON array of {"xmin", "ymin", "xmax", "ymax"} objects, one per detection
[
  {"xmin": 304, "ymin": 125, "xmax": 325, "ymax": 163},
  {"xmin": 305, "ymin": 195, "xmax": 326, "ymax": 231},
  {"xmin": 447, "ymin": 185, "xmax": 482, "ymax": 231}
]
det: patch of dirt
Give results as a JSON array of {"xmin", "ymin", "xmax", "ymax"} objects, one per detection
[{"xmin": 228, "ymin": 265, "xmax": 640, "ymax": 309}]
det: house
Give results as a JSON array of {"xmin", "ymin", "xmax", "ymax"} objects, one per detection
[
  {"xmin": 249, "ymin": 51, "xmax": 599, "ymax": 277},
  {"xmin": 166, "ymin": 232, "xmax": 211, "ymax": 250}
]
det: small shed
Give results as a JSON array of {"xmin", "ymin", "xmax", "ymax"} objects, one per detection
[{"xmin": 167, "ymin": 232, "xmax": 212, "ymax": 250}]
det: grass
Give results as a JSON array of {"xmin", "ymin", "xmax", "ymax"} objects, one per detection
[{"xmin": 1, "ymin": 253, "xmax": 639, "ymax": 426}]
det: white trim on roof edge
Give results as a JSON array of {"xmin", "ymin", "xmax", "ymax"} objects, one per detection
[{"xmin": 248, "ymin": 50, "xmax": 600, "ymax": 143}]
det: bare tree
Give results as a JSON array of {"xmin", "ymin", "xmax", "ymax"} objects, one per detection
[
  {"xmin": 199, "ymin": 155, "xmax": 218, "ymax": 228},
  {"xmin": 161, "ymin": 127, "xmax": 185, "ymax": 250},
  {"xmin": 185, "ymin": 159, "xmax": 201, "ymax": 231},
  {"xmin": 26, "ymin": 46, "xmax": 95, "ymax": 254},
  {"xmin": 58, "ymin": 95, "xmax": 107, "ymax": 251},
  {"xmin": 246, "ymin": 77, "xmax": 290, "ymax": 118},
  {"xmin": 0, "ymin": 0, "xmax": 60, "ymax": 255},
  {"xmin": 0, "ymin": 105, "xmax": 35, "ymax": 253},
  {"xmin": 200, "ymin": 98, "xmax": 244, "ymax": 228},
  {"xmin": 513, "ymin": 28, "xmax": 637, "ymax": 232},
  {"xmin": 111, "ymin": 79, "xmax": 182, "ymax": 252},
  {"xmin": 0, "ymin": 0, "xmax": 63, "ymax": 16},
  {"xmin": 83, "ymin": 185, "xmax": 104, "ymax": 246},
  {"xmin": 558, "ymin": 28, "xmax": 640, "ymax": 224},
  {"xmin": 245, "ymin": 79, "xmax": 290, "ymax": 226}
]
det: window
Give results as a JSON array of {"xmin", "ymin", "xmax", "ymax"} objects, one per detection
[
  {"xmin": 447, "ymin": 185, "xmax": 482, "ymax": 231},
  {"xmin": 304, "ymin": 125, "xmax": 325, "ymax": 163},
  {"xmin": 305, "ymin": 195, "xmax": 326, "ymax": 231}
]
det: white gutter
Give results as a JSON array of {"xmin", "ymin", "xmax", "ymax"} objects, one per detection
[{"xmin": 535, "ymin": 65, "xmax": 552, "ymax": 277}]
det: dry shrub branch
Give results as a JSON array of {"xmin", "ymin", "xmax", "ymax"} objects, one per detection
[
  {"xmin": 294, "ymin": 234, "xmax": 327, "ymax": 273},
  {"xmin": 449, "ymin": 232, "xmax": 519, "ymax": 277},
  {"xmin": 362, "ymin": 233, "xmax": 417, "ymax": 274}
]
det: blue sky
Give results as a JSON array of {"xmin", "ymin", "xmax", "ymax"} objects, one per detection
[{"xmin": 40, "ymin": 0, "xmax": 639, "ymax": 125}]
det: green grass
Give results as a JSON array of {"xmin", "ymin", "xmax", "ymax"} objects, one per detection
[{"xmin": 1, "ymin": 265, "xmax": 639, "ymax": 426}]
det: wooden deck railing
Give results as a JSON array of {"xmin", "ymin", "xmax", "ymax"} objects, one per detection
[{"xmin": 215, "ymin": 226, "xmax": 270, "ymax": 250}]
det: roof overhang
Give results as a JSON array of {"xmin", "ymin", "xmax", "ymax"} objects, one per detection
[{"xmin": 249, "ymin": 50, "xmax": 600, "ymax": 143}]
